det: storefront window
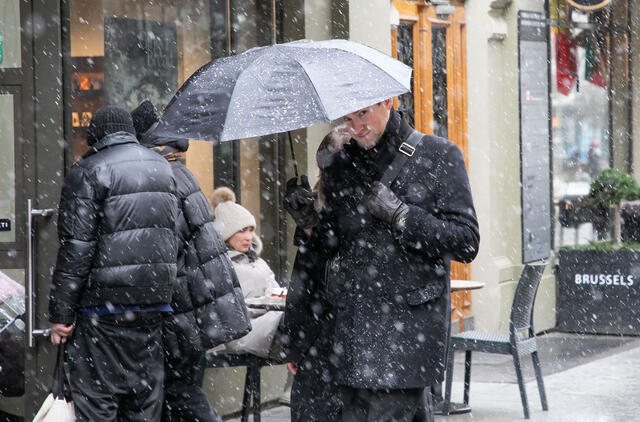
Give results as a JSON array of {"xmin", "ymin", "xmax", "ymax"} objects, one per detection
[
  {"xmin": 66, "ymin": 0, "xmax": 292, "ymax": 279},
  {"xmin": 0, "ymin": 94, "xmax": 15, "ymax": 243},
  {"xmin": 550, "ymin": 0, "xmax": 630, "ymax": 247},
  {"xmin": 396, "ymin": 22, "xmax": 414, "ymax": 127},
  {"xmin": 0, "ymin": 0, "xmax": 21, "ymax": 69},
  {"xmin": 68, "ymin": 0, "xmax": 213, "ymax": 159}
]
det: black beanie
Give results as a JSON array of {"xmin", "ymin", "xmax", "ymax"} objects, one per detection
[
  {"xmin": 87, "ymin": 106, "xmax": 135, "ymax": 146},
  {"xmin": 131, "ymin": 100, "xmax": 159, "ymax": 141}
]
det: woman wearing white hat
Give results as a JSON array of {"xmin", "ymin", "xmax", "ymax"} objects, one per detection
[{"xmin": 211, "ymin": 187, "xmax": 284, "ymax": 359}]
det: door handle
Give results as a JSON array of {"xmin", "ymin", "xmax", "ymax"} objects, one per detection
[{"xmin": 26, "ymin": 199, "xmax": 56, "ymax": 347}]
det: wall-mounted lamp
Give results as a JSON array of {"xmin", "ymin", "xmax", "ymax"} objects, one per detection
[{"xmin": 431, "ymin": 0, "xmax": 455, "ymax": 16}]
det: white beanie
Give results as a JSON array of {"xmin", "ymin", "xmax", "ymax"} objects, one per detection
[{"xmin": 211, "ymin": 187, "xmax": 257, "ymax": 241}]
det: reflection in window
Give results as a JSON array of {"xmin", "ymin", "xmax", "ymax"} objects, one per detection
[
  {"xmin": 396, "ymin": 23, "xmax": 414, "ymax": 127},
  {"xmin": 431, "ymin": 26, "xmax": 448, "ymax": 139},
  {"xmin": 551, "ymin": 1, "xmax": 630, "ymax": 247},
  {"xmin": 68, "ymin": 0, "xmax": 213, "ymax": 161}
]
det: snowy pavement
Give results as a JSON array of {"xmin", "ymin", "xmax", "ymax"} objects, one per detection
[{"xmin": 225, "ymin": 335, "xmax": 640, "ymax": 421}]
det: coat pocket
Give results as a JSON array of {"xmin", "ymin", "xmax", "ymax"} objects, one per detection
[{"xmin": 404, "ymin": 283, "xmax": 445, "ymax": 306}]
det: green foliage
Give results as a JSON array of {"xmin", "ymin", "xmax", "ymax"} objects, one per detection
[
  {"xmin": 587, "ymin": 168, "xmax": 640, "ymax": 208},
  {"xmin": 562, "ymin": 241, "xmax": 640, "ymax": 251}
]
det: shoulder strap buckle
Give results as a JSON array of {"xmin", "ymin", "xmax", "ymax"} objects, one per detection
[{"xmin": 399, "ymin": 142, "xmax": 416, "ymax": 157}]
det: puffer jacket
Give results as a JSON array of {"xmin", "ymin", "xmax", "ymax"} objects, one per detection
[
  {"xmin": 142, "ymin": 132, "xmax": 251, "ymax": 359},
  {"xmin": 49, "ymin": 132, "xmax": 178, "ymax": 324}
]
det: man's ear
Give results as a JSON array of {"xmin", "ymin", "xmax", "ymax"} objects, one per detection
[{"xmin": 382, "ymin": 98, "xmax": 394, "ymax": 110}]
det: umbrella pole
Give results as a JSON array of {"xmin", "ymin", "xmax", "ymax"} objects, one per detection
[{"xmin": 287, "ymin": 131, "xmax": 299, "ymax": 178}]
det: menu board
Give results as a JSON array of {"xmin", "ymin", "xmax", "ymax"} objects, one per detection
[{"xmin": 518, "ymin": 11, "xmax": 551, "ymax": 263}]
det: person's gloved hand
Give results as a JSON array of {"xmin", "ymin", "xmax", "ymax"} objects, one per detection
[
  {"xmin": 363, "ymin": 181, "xmax": 409, "ymax": 232},
  {"xmin": 284, "ymin": 175, "xmax": 319, "ymax": 229}
]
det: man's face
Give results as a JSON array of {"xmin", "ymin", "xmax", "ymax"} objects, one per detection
[{"xmin": 342, "ymin": 99, "xmax": 393, "ymax": 149}]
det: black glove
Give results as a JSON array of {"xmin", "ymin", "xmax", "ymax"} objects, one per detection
[
  {"xmin": 284, "ymin": 175, "xmax": 319, "ymax": 229},
  {"xmin": 363, "ymin": 181, "xmax": 409, "ymax": 232}
]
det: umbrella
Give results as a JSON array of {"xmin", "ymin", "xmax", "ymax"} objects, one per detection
[{"xmin": 152, "ymin": 39, "xmax": 412, "ymax": 144}]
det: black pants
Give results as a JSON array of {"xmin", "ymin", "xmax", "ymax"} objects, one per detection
[
  {"xmin": 66, "ymin": 312, "xmax": 165, "ymax": 422},
  {"xmin": 291, "ymin": 337, "xmax": 342, "ymax": 422},
  {"xmin": 412, "ymin": 389, "xmax": 435, "ymax": 422},
  {"xmin": 341, "ymin": 387, "xmax": 423, "ymax": 422},
  {"xmin": 162, "ymin": 356, "xmax": 221, "ymax": 422}
]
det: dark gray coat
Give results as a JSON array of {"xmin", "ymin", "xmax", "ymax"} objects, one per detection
[
  {"xmin": 299, "ymin": 110, "xmax": 479, "ymax": 389},
  {"xmin": 49, "ymin": 132, "xmax": 178, "ymax": 324},
  {"xmin": 140, "ymin": 133, "xmax": 251, "ymax": 362}
]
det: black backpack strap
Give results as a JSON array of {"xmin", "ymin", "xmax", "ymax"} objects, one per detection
[{"xmin": 379, "ymin": 130, "xmax": 423, "ymax": 187}]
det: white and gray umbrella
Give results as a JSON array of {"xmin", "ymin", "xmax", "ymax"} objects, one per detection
[{"xmin": 152, "ymin": 39, "xmax": 412, "ymax": 144}]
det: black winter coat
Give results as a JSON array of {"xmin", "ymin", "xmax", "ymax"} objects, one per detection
[
  {"xmin": 291, "ymin": 110, "xmax": 479, "ymax": 390},
  {"xmin": 49, "ymin": 132, "xmax": 178, "ymax": 324},
  {"xmin": 141, "ymin": 134, "xmax": 251, "ymax": 363}
]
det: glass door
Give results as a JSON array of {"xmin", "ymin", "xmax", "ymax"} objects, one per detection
[
  {"xmin": 0, "ymin": 1, "xmax": 28, "ymax": 418},
  {"xmin": 1, "ymin": 1, "xmax": 66, "ymax": 419}
]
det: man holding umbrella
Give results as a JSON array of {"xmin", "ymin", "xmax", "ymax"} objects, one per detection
[
  {"xmin": 148, "ymin": 38, "xmax": 478, "ymax": 419},
  {"xmin": 285, "ymin": 98, "xmax": 480, "ymax": 421}
]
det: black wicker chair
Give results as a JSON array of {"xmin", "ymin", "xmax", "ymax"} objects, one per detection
[{"xmin": 443, "ymin": 263, "xmax": 548, "ymax": 419}]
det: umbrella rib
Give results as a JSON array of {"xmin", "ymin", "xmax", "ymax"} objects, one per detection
[
  {"xmin": 221, "ymin": 49, "xmax": 270, "ymax": 142},
  {"xmin": 288, "ymin": 56, "xmax": 330, "ymax": 121},
  {"xmin": 223, "ymin": 49, "xmax": 330, "ymax": 141},
  {"xmin": 288, "ymin": 41, "xmax": 412, "ymax": 92}
]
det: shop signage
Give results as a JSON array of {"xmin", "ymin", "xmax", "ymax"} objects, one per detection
[
  {"xmin": 0, "ymin": 219, "xmax": 10, "ymax": 232},
  {"xmin": 557, "ymin": 249, "xmax": 640, "ymax": 335},
  {"xmin": 518, "ymin": 11, "xmax": 551, "ymax": 263},
  {"xmin": 566, "ymin": 0, "xmax": 611, "ymax": 11}
]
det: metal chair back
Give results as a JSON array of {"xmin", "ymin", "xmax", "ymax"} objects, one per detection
[{"xmin": 509, "ymin": 263, "xmax": 546, "ymax": 334}]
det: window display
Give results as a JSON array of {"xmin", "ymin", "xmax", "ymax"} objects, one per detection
[{"xmin": 550, "ymin": 0, "xmax": 630, "ymax": 247}]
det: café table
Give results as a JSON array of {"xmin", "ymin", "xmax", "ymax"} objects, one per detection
[
  {"xmin": 244, "ymin": 281, "xmax": 485, "ymax": 312},
  {"xmin": 451, "ymin": 279, "xmax": 486, "ymax": 292},
  {"xmin": 431, "ymin": 279, "xmax": 486, "ymax": 416},
  {"xmin": 244, "ymin": 296, "xmax": 286, "ymax": 311}
]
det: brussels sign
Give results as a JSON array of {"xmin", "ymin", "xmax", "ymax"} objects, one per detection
[
  {"xmin": 566, "ymin": 0, "xmax": 611, "ymax": 10},
  {"xmin": 557, "ymin": 249, "xmax": 640, "ymax": 335}
]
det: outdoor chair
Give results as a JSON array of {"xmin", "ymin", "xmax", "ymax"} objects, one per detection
[
  {"xmin": 443, "ymin": 262, "xmax": 548, "ymax": 419},
  {"xmin": 205, "ymin": 351, "xmax": 276, "ymax": 422}
]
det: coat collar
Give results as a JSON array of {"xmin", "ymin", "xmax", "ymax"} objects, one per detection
[
  {"xmin": 342, "ymin": 109, "xmax": 413, "ymax": 180},
  {"xmin": 227, "ymin": 234, "xmax": 263, "ymax": 263},
  {"xmin": 83, "ymin": 132, "xmax": 139, "ymax": 159}
]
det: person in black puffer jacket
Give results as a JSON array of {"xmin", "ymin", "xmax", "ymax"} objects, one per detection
[
  {"xmin": 48, "ymin": 106, "xmax": 179, "ymax": 422},
  {"xmin": 132, "ymin": 100, "xmax": 251, "ymax": 422}
]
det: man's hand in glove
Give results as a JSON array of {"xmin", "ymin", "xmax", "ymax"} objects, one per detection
[
  {"xmin": 284, "ymin": 175, "xmax": 319, "ymax": 229},
  {"xmin": 363, "ymin": 181, "xmax": 409, "ymax": 232}
]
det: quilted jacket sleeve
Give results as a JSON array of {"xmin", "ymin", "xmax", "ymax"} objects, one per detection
[
  {"xmin": 178, "ymin": 169, "xmax": 250, "ymax": 349},
  {"xmin": 397, "ymin": 140, "xmax": 480, "ymax": 263},
  {"xmin": 49, "ymin": 164, "xmax": 102, "ymax": 324}
]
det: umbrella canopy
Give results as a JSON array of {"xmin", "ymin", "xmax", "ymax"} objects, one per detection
[{"xmin": 152, "ymin": 39, "xmax": 412, "ymax": 143}]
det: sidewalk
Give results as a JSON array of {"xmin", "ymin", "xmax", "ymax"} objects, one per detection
[{"xmin": 226, "ymin": 332, "xmax": 640, "ymax": 421}]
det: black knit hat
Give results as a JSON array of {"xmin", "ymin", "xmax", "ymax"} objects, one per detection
[
  {"xmin": 87, "ymin": 106, "xmax": 135, "ymax": 146},
  {"xmin": 131, "ymin": 100, "xmax": 159, "ymax": 141}
]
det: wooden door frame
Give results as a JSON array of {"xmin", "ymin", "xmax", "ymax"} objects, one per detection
[{"xmin": 392, "ymin": 1, "xmax": 471, "ymax": 328}]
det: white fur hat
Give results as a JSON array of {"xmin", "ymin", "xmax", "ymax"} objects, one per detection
[{"xmin": 211, "ymin": 187, "xmax": 256, "ymax": 241}]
